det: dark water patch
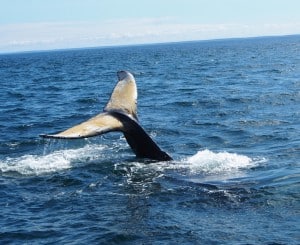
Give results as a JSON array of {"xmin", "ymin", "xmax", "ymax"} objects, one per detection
[
  {"xmin": 0, "ymin": 230, "xmax": 64, "ymax": 244},
  {"xmin": 76, "ymin": 97, "xmax": 99, "ymax": 104},
  {"xmin": 6, "ymin": 90, "xmax": 27, "ymax": 99}
]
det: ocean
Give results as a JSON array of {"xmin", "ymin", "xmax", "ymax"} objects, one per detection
[{"xmin": 0, "ymin": 35, "xmax": 299, "ymax": 244}]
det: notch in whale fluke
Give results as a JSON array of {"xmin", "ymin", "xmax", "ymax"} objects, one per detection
[{"xmin": 41, "ymin": 71, "xmax": 172, "ymax": 161}]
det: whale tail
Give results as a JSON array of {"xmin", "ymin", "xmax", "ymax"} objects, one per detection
[{"xmin": 41, "ymin": 71, "xmax": 172, "ymax": 161}]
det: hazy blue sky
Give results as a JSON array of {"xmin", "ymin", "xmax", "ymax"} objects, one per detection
[{"xmin": 1, "ymin": 0, "xmax": 299, "ymax": 53}]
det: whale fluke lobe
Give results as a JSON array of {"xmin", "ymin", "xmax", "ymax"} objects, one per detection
[
  {"xmin": 41, "ymin": 71, "xmax": 172, "ymax": 161},
  {"xmin": 40, "ymin": 113, "xmax": 123, "ymax": 139},
  {"xmin": 105, "ymin": 71, "xmax": 138, "ymax": 120}
]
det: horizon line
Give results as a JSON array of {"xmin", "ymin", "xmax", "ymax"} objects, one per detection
[{"xmin": 1, "ymin": 33, "xmax": 299, "ymax": 55}]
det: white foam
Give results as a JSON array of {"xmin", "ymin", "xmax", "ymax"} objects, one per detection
[
  {"xmin": 138, "ymin": 149, "xmax": 262, "ymax": 178},
  {"xmin": 185, "ymin": 149, "xmax": 258, "ymax": 174},
  {"xmin": 1, "ymin": 145, "xmax": 265, "ymax": 178},
  {"xmin": 0, "ymin": 144, "xmax": 105, "ymax": 176},
  {"xmin": 114, "ymin": 150, "xmax": 264, "ymax": 184}
]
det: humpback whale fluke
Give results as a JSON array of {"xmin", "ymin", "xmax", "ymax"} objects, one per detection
[{"xmin": 41, "ymin": 71, "xmax": 172, "ymax": 161}]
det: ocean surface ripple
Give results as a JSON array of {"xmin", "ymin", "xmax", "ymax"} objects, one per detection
[{"xmin": 0, "ymin": 35, "xmax": 299, "ymax": 244}]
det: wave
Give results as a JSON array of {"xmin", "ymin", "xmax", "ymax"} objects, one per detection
[{"xmin": 0, "ymin": 144, "xmax": 106, "ymax": 176}]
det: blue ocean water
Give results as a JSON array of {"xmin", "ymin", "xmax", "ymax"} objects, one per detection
[{"xmin": 0, "ymin": 35, "xmax": 299, "ymax": 244}]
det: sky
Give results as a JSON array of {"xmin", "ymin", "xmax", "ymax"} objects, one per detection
[{"xmin": 1, "ymin": 0, "xmax": 300, "ymax": 53}]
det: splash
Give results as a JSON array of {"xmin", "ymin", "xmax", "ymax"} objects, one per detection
[
  {"xmin": 115, "ymin": 149, "xmax": 264, "ymax": 183},
  {"xmin": 143, "ymin": 149, "xmax": 266, "ymax": 183},
  {"xmin": 0, "ymin": 144, "xmax": 105, "ymax": 176},
  {"xmin": 1, "ymin": 145, "xmax": 265, "ymax": 177},
  {"xmin": 185, "ymin": 149, "xmax": 259, "ymax": 174}
]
